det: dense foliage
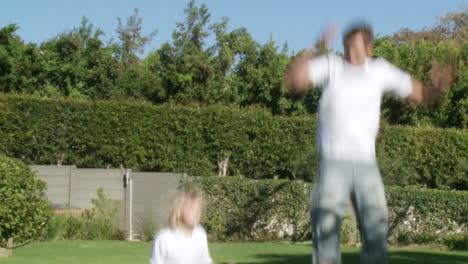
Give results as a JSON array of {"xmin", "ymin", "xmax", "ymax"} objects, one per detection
[
  {"xmin": 0, "ymin": 154, "xmax": 52, "ymax": 247},
  {"xmin": 42, "ymin": 188, "xmax": 123, "ymax": 241},
  {"xmin": 199, "ymin": 177, "xmax": 467, "ymax": 250},
  {"xmin": 0, "ymin": 3, "xmax": 466, "ymax": 127},
  {"xmin": 0, "ymin": 95, "xmax": 466, "ymax": 189}
]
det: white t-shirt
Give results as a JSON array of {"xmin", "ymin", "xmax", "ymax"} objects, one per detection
[
  {"xmin": 308, "ymin": 55, "xmax": 412, "ymax": 162},
  {"xmin": 149, "ymin": 225, "xmax": 212, "ymax": 264}
]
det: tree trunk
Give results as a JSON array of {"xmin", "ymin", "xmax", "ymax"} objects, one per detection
[{"xmin": 0, "ymin": 238, "xmax": 13, "ymax": 257}]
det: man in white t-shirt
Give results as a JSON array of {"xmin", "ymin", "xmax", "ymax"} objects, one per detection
[{"xmin": 284, "ymin": 23, "xmax": 449, "ymax": 264}]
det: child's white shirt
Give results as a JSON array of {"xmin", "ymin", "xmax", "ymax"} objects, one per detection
[{"xmin": 149, "ymin": 225, "xmax": 212, "ymax": 264}]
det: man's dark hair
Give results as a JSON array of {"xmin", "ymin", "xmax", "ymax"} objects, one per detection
[{"xmin": 343, "ymin": 22, "xmax": 374, "ymax": 47}]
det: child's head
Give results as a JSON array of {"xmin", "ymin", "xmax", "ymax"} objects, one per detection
[{"xmin": 168, "ymin": 186, "xmax": 203, "ymax": 230}]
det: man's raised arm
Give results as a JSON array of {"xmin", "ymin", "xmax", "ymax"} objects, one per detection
[
  {"xmin": 284, "ymin": 24, "xmax": 337, "ymax": 95},
  {"xmin": 284, "ymin": 49, "xmax": 315, "ymax": 95},
  {"xmin": 408, "ymin": 60, "xmax": 455, "ymax": 104}
]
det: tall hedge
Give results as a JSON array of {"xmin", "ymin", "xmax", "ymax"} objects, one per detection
[
  {"xmin": 0, "ymin": 95, "xmax": 466, "ymax": 189},
  {"xmin": 198, "ymin": 177, "xmax": 467, "ymax": 249},
  {"xmin": 377, "ymin": 125, "xmax": 468, "ymax": 190}
]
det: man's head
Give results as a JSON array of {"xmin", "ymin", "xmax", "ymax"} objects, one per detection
[{"xmin": 343, "ymin": 23, "xmax": 374, "ymax": 66}]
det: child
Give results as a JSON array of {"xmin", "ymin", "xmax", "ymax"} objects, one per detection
[{"xmin": 149, "ymin": 186, "xmax": 213, "ymax": 264}]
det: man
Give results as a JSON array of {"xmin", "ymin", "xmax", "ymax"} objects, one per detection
[{"xmin": 284, "ymin": 23, "xmax": 449, "ymax": 264}]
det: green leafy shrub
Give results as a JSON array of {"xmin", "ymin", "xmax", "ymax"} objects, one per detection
[
  {"xmin": 440, "ymin": 234, "xmax": 468, "ymax": 251},
  {"xmin": 0, "ymin": 154, "xmax": 52, "ymax": 246},
  {"xmin": 42, "ymin": 188, "xmax": 121, "ymax": 241},
  {"xmin": 341, "ymin": 215, "xmax": 357, "ymax": 245},
  {"xmin": 198, "ymin": 177, "xmax": 467, "ymax": 248},
  {"xmin": 377, "ymin": 124, "xmax": 468, "ymax": 190},
  {"xmin": 42, "ymin": 213, "xmax": 68, "ymax": 241},
  {"xmin": 387, "ymin": 186, "xmax": 467, "ymax": 245},
  {"xmin": 374, "ymin": 38, "xmax": 467, "ymax": 129},
  {"xmin": 64, "ymin": 214, "xmax": 88, "ymax": 240},
  {"xmin": 137, "ymin": 214, "xmax": 159, "ymax": 242},
  {"xmin": 198, "ymin": 177, "xmax": 311, "ymax": 242},
  {"xmin": 0, "ymin": 95, "xmax": 466, "ymax": 189},
  {"xmin": 88, "ymin": 187, "xmax": 121, "ymax": 240}
]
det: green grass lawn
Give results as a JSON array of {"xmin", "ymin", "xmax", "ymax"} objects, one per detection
[{"xmin": 0, "ymin": 240, "xmax": 466, "ymax": 264}]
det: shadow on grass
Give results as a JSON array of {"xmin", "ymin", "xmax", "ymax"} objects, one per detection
[{"xmin": 233, "ymin": 251, "xmax": 467, "ymax": 264}]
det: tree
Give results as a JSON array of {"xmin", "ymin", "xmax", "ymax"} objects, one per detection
[
  {"xmin": 116, "ymin": 8, "xmax": 157, "ymax": 66},
  {"xmin": 365, "ymin": 7, "xmax": 467, "ymax": 128},
  {"xmin": 231, "ymin": 37, "xmax": 291, "ymax": 114},
  {"xmin": 210, "ymin": 26, "xmax": 257, "ymax": 105},
  {"xmin": 152, "ymin": 0, "xmax": 294, "ymax": 111},
  {"xmin": 374, "ymin": 36, "xmax": 465, "ymax": 128},
  {"xmin": 0, "ymin": 24, "xmax": 42, "ymax": 94},
  {"xmin": 39, "ymin": 17, "xmax": 119, "ymax": 99},
  {"xmin": 392, "ymin": 7, "xmax": 467, "ymax": 45},
  {"xmin": 152, "ymin": 0, "xmax": 223, "ymax": 104}
]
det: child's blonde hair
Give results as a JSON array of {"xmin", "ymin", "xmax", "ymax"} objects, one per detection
[{"xmin": 168, "ymin": 185, "xmax": 204, "ymax": 229}]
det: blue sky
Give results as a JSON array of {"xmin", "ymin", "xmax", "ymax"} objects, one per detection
[{"xmin": 1, "ymin": 0, "xmax": 465, "ymax": 54}]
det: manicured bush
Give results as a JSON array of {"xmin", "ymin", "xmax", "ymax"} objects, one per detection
[
  {"xmin": 198, "ymin": 177, "xmax": 311, "ymax": 242},
  {"xmin": 377, "ymin": 124, "xmax": 468, "ymax": 190},
  {"xmin": 198, "ymin": 177, "xmax": 467, "ymax": 248},
  {"xmin": 386, "ymin": 186, "xmax": 467, "ymax": 246},
  {"xmin": 0, "ymin": 154, "xmax": 52, "ymax": 247},
  {"xmin": 0, "ymin": 95, "xmax": 466, "ymax": 189}
]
